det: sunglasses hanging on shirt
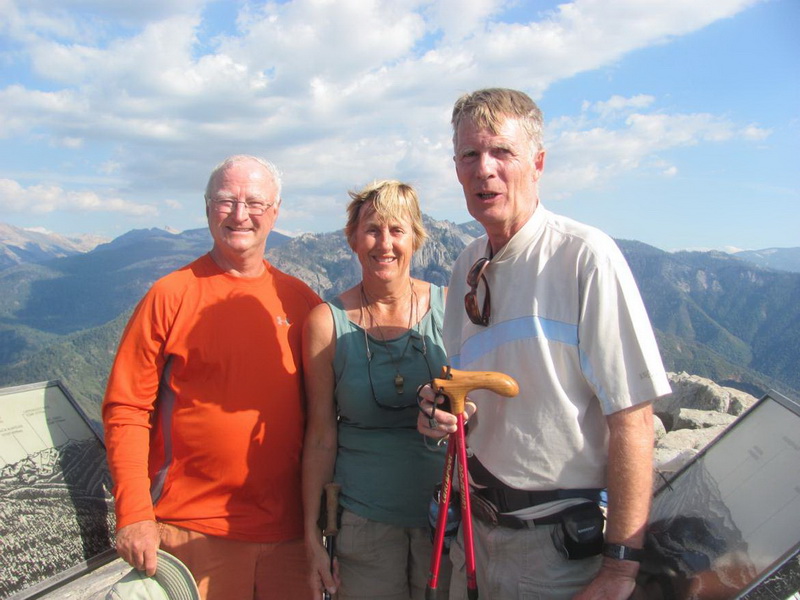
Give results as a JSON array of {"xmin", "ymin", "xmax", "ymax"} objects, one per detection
[{"xmin": 464, "ymin": 257, "xmax": 491, "ymax": 326}]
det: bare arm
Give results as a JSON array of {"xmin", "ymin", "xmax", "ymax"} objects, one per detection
[
  {"xmin": 301, "ymin": 303, "xmax": 340, "ymax": 596},
  {"xmin": 575, "ymin": 401, "xmax": 654, "ymax": 600}
]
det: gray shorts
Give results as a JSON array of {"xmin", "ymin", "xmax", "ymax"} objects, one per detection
[
  {"xmin": 336, "ymin": 509, "xmax": 452, "ymax": 600},
  {"xmin": 448, "ymin": 517, "xmax": 601, "ymax": 599}
]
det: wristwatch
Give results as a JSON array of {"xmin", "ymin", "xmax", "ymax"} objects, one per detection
[{"xmin": 603, "ymin": 543, "xmax": 644, "ymax": 562}]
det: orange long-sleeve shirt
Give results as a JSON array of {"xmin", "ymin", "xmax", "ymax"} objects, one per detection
[{"xmin": 102, "ymin": 254, "xmax": 321, "ymax": 542}]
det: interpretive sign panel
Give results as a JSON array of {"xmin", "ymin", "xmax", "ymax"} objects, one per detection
[
  {"xmin": 637, "ymin": 391, "xmax": 800, "ymax": 599},
  {"xmin": 0, "ymin": 381, "xmax": 116, "ymax": 599}
]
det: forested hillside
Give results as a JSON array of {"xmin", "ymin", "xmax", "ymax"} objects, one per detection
[{"xmin": 1, "ymin": 221, "xmax": 797, "ymax": 430}]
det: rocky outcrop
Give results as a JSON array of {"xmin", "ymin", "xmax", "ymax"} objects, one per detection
[{"xmin": 653, "ymin": 372, "xmax": 759, "ymax": 479}]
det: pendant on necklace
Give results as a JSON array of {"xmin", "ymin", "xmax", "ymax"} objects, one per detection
[{"xmin": 394, "ymin": 373, "xmax": 404, "ymax": 395}]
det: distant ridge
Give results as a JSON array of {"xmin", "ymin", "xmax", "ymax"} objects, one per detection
[
  {"xmin": 0, "ymin": 219, "xmax": 797, "ymax": 426},
  {"xmin": 733, "ymin": 247, "xmax": 800, "ymax": 273},
  {"xmin": 4, "ymin": 220, "xmax": 798, "ymax": 275},
  {"xmin": 0, "ymin": 226, "xmax": 291, "ymax": 335},
  {"xmin": 0, "ymin": 223, "xmax": 108, "ymax": 270}
]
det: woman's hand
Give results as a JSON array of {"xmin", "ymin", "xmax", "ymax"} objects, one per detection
[
  {"xmin": 416, "ymin": 383, "xmax": 476, "ymax": 438},
  {"xmin": 307, "ymin": 534, "xmax": 340, "ymax": 597}
]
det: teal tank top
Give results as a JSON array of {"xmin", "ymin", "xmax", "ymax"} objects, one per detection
[{"xmin": 329, "ymin": 284, "xmax": 448, "ymax": 527}]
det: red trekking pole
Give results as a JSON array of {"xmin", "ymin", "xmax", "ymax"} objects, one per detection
[{"xmin": 425, "ymin": 367, "xmax": 519, "ymax": 600}]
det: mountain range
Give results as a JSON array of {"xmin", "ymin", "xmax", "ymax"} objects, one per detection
[
  {"xmin": 0, "ymin": 220, "xmax": 798, "ymax": 427},
  {"xmin": 0, "ymin": 223, "xmax": 107, "ymax": 270}
]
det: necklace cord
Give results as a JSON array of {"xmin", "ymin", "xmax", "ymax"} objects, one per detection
[{"xmin": 360, "ymin": 281, "xmax": 417, "ymax": 397}]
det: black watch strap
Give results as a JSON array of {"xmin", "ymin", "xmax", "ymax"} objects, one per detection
[{"xmin": 603, "ymin": 543, "xmax": 644, "ymax": 562}]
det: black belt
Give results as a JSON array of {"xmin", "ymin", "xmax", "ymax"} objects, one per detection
[
  {"xmin": 471, "ymin": 487, "xmax": 604, "ymax": 529},
  {"xmin": 475, "ymin": 486, "xmax": 603, "ymax": 513},
  {"xmin": 468, "ymin": 455, "xmax": 603, "ymax": 528}
]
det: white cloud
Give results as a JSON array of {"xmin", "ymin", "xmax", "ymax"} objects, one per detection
[
  {"xmin": 662, "ymin": 166, "xmax": 678, "ymax": 177},
  {"xmin": 626, "ymin": 113, "xmax": 735, "ymax": 145},
  {"xmin": 0, "ymin": 0, "xmax": 773, "ymax": 233},
  {"xmin": 4, "ymin": 0, "xmax": 765, "ymax": 142},
  {"xmin": 5, "ymin": 0, "xmax": 208, "ymax": 37},
  {"xmin": 0, "ymin": 178, "xmax": 158, "ymax": 216},
  {"xmin": 52, "ymin": 136, "xmax": 84, "ymax": 148},
  {"xmin": 100, "ymin": 161, "xmax": 121, "ymax": 175},
  {"xmin": 585, "ymin": 95, "xmax": 656, "ymax": 118},
  {"xmin": 219, "ymin": 0, "xmax": 427, "ymax": 94},
  {"xmin": 430, "ymin": 0, "xmax": 764, "ymax": 94},
  {"xmin": 741, "ymin": 124, "xmax": 771, "ymax": 141},
  {"xmin": 28, "ymin": 15, "xmax": 204, "ymax": 90},
  {"xmin": 0, "ymin": 85, "xmax": 84, "ymax": 139},
  {"xmin": 543, "ymin": 103, "xmax": 771, "ymax": 196},
  {"xmin": 425, "ymin": 0, "xmax": 508, "ymax": 42},
  {"xmin": 23, "ymin": 226, "xmax": 51, "ymax": 234}
]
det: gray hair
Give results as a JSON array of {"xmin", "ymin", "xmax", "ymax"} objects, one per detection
[
  {"xmin": 451, "ymin": 88, "xmax": 544, "ymax": 153},
  {"xmin": 204, "ymin": 155, "xmax": 283, "ymax": 201}
]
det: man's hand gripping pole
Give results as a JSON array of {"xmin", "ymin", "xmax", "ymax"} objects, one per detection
[{"xmin": 426, "ymin": 367, "xmax": 519, "ymax": 600}]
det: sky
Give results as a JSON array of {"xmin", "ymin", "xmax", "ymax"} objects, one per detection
[{"xmin": 1, "ymin": 0, "xmax": 798, "ymax": 252}]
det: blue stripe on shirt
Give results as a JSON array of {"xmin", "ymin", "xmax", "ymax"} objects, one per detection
[
  {"xmin": 450, "ymin": 315, "xmax": 613, "ymax": 410},
  {"xmin": 457, "ymin": 315, "xmax": 578, "ymax": 367}
]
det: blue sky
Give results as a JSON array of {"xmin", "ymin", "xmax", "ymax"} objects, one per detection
[{"xmin": 1, "ymin": 0, "xmax": 798, "ymax": 252}]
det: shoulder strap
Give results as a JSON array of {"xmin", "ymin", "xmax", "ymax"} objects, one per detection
[
  {"xmin": 326, "ymin": 297, "xmax": 354, "ymax": 337},
  {"xmin": 428, "ymin": 284, "xmax": 445, "ymax": 338}
]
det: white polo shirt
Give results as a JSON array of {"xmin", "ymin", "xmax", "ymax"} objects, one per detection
[{"xmin": 444, "ymin": 205, "xmax": 671, "ymax": 491}]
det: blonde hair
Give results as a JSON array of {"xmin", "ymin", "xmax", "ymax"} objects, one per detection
[{"xmin": 345, "ymin": 180, "xmax": 427, "ymax": 252}]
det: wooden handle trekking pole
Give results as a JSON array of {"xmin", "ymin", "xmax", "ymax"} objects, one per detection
[
  {"xmin": 431, "ymin": 367, "xmax": 519, "ymax": 415},
  {"xmin": 426, "ymin": 366, "xmax": 519, "ymax": 600},
  {"xmin": 322, "ymin": 482, "xmax": 341, "ymax": 600}
]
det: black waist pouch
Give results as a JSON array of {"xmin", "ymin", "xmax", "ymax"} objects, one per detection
[{"xmin": 557, "ymin": 502, "xmax": 605, "ymax": 560}]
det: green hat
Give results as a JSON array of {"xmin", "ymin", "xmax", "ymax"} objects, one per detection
[{"xmin": 106, "ymin": 550, "xmax": 200, "ymax": 600}]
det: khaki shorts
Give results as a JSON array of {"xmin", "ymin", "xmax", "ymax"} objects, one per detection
[
  {"xmin": 336, "ymin": 509, "xmax": 452, "ymax": 600},
  {"xmin": 448, "ymin": 517, "xmax": 602, "ymax": 600},
  {"xmin": 158, "ymin": 522, "xmax": 315, "ymax": 600}
]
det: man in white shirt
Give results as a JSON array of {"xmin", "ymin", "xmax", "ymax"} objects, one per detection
[{"xmin": 419, "ymin": 88, "xmax": 671, "ymax": 600}]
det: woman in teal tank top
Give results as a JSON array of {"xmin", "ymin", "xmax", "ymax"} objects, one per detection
[{"xmin": 302, "ymin": 180, "xmax": 451, "ymax": 599}]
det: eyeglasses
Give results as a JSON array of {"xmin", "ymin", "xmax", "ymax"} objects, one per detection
[
  {"xmin": 207, "ymin": 198, "xmax": 276, "ymax": 216},
  {"xmin": 464, "ymin": 257, "xmax": 491, "ymax": 326},
  {"xmin": 366, "ymin": 334, "xmax": 433, "ymax": 411}
]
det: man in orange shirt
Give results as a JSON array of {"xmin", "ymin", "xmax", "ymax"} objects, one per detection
[{"xmin": 103, "ymin": 155, "xmax": 321, "ymax": 600}]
